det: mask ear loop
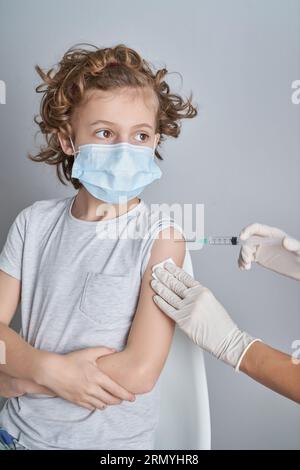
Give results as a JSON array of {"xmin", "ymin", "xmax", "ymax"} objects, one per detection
[{"xmin": 69, "ymin": 137, "xmax": 80, "ymax": 158}]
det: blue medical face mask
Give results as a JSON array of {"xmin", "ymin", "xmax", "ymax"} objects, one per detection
[{"xmin": 69, "ymin": 136, "xmax": 162, "ymax": 204}]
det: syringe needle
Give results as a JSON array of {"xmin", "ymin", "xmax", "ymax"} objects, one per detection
[{"xmin": 179, "ymin": 236, "xmax": 284, "ymax": 246}]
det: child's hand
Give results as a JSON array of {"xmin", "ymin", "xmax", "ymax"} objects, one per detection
[{"xmin": 36, "ymin": 347, "xmax": 136, "ymax": 410}]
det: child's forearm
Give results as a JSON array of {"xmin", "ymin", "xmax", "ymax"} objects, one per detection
[
  {"xmin": 0, "ymin": 321, "xmax": 150, "ymax": 399},
  {"xmin": 0, "ymin": 371, "xmax": 25, "ymax": 398},
  {"xmin": 0, "ymin": 322, "xmax": 50, "ymax": 382},
  {"xmin": 96, "ymin": 347, "xmax": 154, "ymax": 395},
  {"xmin": 0, "ymin": 371, "xmax": 55, "ymax": 398}
]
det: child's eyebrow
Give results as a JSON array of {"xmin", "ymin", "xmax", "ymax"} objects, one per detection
[{"xmin": 90, "ymin": 119, "xmax": 153, "ymax": 130}]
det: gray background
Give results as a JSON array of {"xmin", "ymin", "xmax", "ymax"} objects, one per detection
[{"xmin": 0, "ymin": 0, "xmax": 299, "ymax": 449}]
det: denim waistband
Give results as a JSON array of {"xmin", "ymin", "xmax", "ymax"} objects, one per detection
[{"xmin": 0, "ymin": 427, "xmax": 27, "ymax": 450}]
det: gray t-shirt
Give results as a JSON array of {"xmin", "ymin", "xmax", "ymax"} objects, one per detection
[{"xmin": 0, "ymin": 195, "xmax": 182, "ymax": 450}]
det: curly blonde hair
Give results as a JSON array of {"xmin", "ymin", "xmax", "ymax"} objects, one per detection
[{"xmin": 29, "ymin": 43, "xmax": 198, "ymax": 189}]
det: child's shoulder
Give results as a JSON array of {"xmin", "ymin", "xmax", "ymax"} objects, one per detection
[
  {"xmin": 18, "ymin": 195, "xmax": 72, "ymax": 224},
  {"xmin": 30, "ymin": 195, "xmax": 72, "ymax": 213},
  {"xmin": 7, "ymin": 196, "xmax": 72, "ymax": 235}
]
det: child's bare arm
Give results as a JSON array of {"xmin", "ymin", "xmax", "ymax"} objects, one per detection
[
  {"xmin": 0, "ymin": 270, "xmax": 56, "ymax": 397},
  {"xmin": 96, "ymin": 227, "xmax": 186, "ymax": 394},
  {"xmin": 0, "ymin": 371, "xmax": 55, "ymax": 398},
  {"xmin": 0, "ymin": 270, "xmax": 134, "ymax": 408}
]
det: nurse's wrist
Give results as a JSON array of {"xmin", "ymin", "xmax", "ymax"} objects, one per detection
[
  {"xmin": 238, "ymin": 338, "xmax": 264, "ymax": 374},
  {"xmin": 216, "ymin": 328, "xmax": 261, "ymax": 370}
]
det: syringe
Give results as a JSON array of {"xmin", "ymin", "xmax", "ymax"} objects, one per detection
[{"xmin": 183, "ymin": 236, "xmax": 283, "ymax": 246}]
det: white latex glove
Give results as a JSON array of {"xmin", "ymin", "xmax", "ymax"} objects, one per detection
[
  {"xmin": 238, "ymin": 223, "xmax": 300, "ymax": 281},
  {"xmin": 151, "ymin": 262, "xmax": 260, "ymax": 370}
]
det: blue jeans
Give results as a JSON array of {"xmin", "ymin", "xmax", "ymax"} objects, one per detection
[{"xmin": 0, "ymin": 427, "xmax": 27, "ymax": 450}]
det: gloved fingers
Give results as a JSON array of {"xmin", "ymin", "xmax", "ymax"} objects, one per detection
[
  {"xmin": 238, "ymin": 244, "xmax": 256, "ymax": 270},
  {"xmin": 163, "ymin": 261, "xmax": 200, "ymax": 288},
  {"xmin": 283, "ymin": 236, "xmax": 300, "ymax": 255},
  {"xmin": 152, "ymin": 267, "xmax": 188, "ymax": 298},
  {"xmin": 238, "ymin": 253, "xmax": 250, "ymax": 270},
  {"xmin": 239, "ymin": 223, "xmax": 286, "ymax": 241},
  {"xmin": 153, "ymin": 295, "xmax": 177, "ymax": 319},
  {"xmin": 150, "ymin": 279, "xmax": 182, "ymax": 309}
]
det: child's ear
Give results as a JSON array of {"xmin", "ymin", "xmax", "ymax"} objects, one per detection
[
  {"xmin": 57, "ymin": 131, "xmax": 74, "ymax": 156},
  {"xmin": 155, "ymin": 133, "xmax": 161, "ymax": 147}
]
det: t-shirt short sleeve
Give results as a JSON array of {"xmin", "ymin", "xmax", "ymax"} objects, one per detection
[
  {"xmin": 140, "ymin": 215, "xmax": 186, "ymax": 279},
  {"xmin": 0, "ymin": 205, "xmax": 32, "ymax": 281}
]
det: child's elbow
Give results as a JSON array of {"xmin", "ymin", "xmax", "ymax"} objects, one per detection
[{"xmin": 130, "ymin": 364, "xmax": 158, "ymax": 395}]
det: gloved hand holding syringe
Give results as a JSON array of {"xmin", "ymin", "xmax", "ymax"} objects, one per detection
[
  {"xmin": 180, "ymin": 224, "xmax": 300, "ymax": 280},
  {"xmin": 151, "ymin": 223, "xmax": 300, "ymax": 404}
]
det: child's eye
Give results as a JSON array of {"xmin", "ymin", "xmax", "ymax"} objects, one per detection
[
  {"xmin": 135, "ymin": 132, "xmax": 149, "ymax": 143},
  {"xmin": 95, "ymin": 129, "xmax": 113, "ymax": 139}
]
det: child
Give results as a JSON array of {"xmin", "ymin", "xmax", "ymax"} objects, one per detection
[{"xmin": 0, "ymin": 43, "xmax": 197, "ymax": 450}]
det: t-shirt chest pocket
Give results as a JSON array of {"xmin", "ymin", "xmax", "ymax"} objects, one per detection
[{"xmin": 79, "ymin": 271, "xmax": 134, "ymax": 329}]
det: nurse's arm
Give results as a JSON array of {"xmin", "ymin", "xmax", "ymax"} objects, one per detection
[
  {"xmin": 96, "ymin": 227, "xmax": 186, "ymax": 395},
  {"xmin": 240, "ymin": 341, "xmax": 300, "ymax": 404}
]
